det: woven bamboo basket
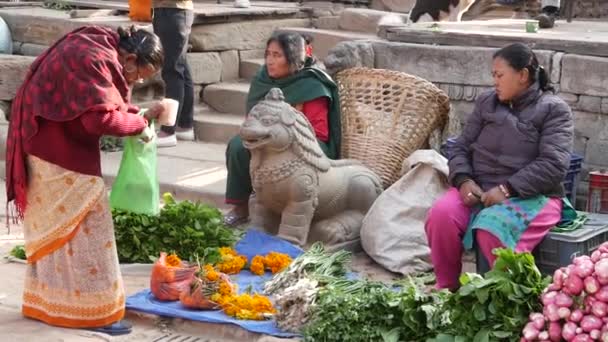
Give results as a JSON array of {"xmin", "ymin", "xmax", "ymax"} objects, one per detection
[{"xmin": 336, "ymin": 68, "xmax": 450, "ymax": 188}]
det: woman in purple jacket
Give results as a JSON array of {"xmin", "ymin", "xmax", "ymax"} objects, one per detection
[{"xmin": 425, "ymin": 43, "xmax": 575, "ymax": 290}]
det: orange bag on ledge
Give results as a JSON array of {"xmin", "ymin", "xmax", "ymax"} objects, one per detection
[
  {"xmin": 150, "ymin": 252, "xmax": 198, "ymax": 301},
  {"xmin": 128, "ymin": 0, "xmax": 152, "ymax": 22}
]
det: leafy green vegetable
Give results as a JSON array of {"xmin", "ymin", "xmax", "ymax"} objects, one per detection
[
  {"xmin": 302, "ymin": 249, "xmax": 548, "ymax": 342},
  {"xmin": 433, "ymin": 248, "xmax": 550, "ymax": 341},
  {"xmin": 113, "ymin": 194, "xmax": 242, "ymax": 263},
  {"xmin": 303, "ymin": 276, "xmax": 449, "ymax": 342},
  {"xmin": 9, "ymin": 245, "xmax": 26, "ymax": 260}
]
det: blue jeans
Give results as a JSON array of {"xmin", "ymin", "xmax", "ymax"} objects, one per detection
[{"xmin": 152, "ymin": 8, "xmax": 195, "ymax": 134}]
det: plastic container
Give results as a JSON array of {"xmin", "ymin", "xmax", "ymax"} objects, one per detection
[
  {"xmin": 476, "ymin": 213, "xmax": 608, "ymax": 275},
  {"xmin": 588, "ymin": 171, "xmax": 608, "ymax": 213},
  {"xmin": 564, "ymin": 154, "xmax": 583, "ymax": 205},
  {"xmin": 158, "ymin": 98, "xmax": 179, "ymax": 126}
]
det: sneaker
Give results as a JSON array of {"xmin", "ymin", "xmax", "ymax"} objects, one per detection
[
  {"xmin": 175, "ymin": 129, "xmax": 195, "ymax": 141},
  {"xmin": 156, "ymin": 134, "xmax": 177, "ymax": 148},
  {"xmin": 234, "ymin": 0, "xmax": 250, "ymax": 8}
]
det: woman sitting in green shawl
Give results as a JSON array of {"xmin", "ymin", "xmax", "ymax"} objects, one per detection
[{"xmin": 223, "ymin": 32, "xmax": 341, "ymax": 226}]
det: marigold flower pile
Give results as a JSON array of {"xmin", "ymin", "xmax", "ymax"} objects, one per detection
[
  {"xmin": 160, "ymin": 248, "xmax": 292, "ymax": 320},
  {"xmin": 250, "ymin": 252, "xmax": 292, "ymax": 275}
]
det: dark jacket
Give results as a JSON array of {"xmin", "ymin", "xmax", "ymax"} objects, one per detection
[{"xmin": 448, "ymin": 83, "xmax": 574, "ymax": 198}]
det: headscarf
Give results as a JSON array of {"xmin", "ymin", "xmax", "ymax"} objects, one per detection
[
  {"xmin": 5, "ymin": 26, "xmax": 131, "ymax": 220},
  {"xmin": 246, "ymin": 65, "xmax": 341, "ymax": 159}
]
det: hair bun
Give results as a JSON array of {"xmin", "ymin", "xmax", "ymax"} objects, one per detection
[
  {"xmin": 117, "ymin": 26, "xmax": 130, "ymax": 39},
  {"xmin": 117, "ymin": 26, "xmax": 137, "ymax": 40}
]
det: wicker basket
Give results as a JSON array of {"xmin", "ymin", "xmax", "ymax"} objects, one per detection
[{"xmin": 336, "ymin": 68, "xmax": 450, "ymax": 188}]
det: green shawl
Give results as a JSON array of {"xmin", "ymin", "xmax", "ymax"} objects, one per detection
[{"xmin": 246, "ymin": 65, "xmax": 341, "ymax": 159}]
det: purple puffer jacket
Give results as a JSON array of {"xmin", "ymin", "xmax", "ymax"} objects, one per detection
[{"xmin": 448, "ymin": 83, "xmax": 574, "ymax": 198}]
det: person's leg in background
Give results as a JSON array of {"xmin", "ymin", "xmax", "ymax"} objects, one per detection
[
  {"xmin": 153, "ymin": 7, "xmax": 195, "ymax": 148},
  {"xmin": 537, "ymin": 0, "xmax": 560, "ymax": 28}
]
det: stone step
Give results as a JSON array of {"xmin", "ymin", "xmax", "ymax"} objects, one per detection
[
  {"xmin": 338, "ymin": 8, "xmax": 407, "ymax": 34},
  {"xmin": 275, "ymin": 27, "xmax": 379, "ymax": 60},
  {"xmin": 193, "ymin": 105, "xmax": 244, "ymax": 144},
  {"xmin": 202, "ymin": 81, "xmax": 250, "ymax": 115},
  {"xmin": 130, "ymin": 100, "xmax": 243, "ymax": 144},
  {"xmin": 101, "ymin": 141, "xmax": 228, "ymax": 209},
  {"xmin": 239, "ymin": 58, "xmax": 264, "ymax": 80}
]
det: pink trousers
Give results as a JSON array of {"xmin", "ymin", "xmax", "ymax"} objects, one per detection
[{"xmin": 425, "ymin": 188, "xmax": 563, "ymax": 289}]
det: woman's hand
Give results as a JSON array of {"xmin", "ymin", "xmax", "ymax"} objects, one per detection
[
  {"xmin": 143, "ymin": 101, "xmax": 165, "ymax": 121},
  {"xmin": 459, "ymin": 180, "xmax": 483, "ymax": 207},
  {"xmin": 481, "ymin": 187, "xmax": 507, "ymax": 207}
]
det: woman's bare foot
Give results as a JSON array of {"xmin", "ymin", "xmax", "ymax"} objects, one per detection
[{"xmin": 224, "ymin": 204, "xmax": 249, "ymax": 227}]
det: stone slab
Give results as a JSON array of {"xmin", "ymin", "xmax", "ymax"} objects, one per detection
[
  {"xmin": 202, "ymin": 81, "xmax": 250, "ymax": 115},
  {"xmin": 193, "ymin": 106, "xmax": 243, "ymax": 144},
  {"xmin": 561, "ymin": 54, "xmax": 608, "ymax": 97},
  {"xmin": 0, "ymin": 8, "xmax": 151, "ymax": 46},
  {"xmin": 313, "ymin": 16, "xmax": 339, "ymax": 30},
  {"xmin": 239, "ymin": 49, "xmax": 265, "ymax": 61},
  {"xmin": 18, "ymin": 42, "xmax": 47, "ymax": 56},
  {"xmin": 571, "ymin": 110, "xmax": 608, "ymax": 167},
  {"xmin": 338, "ymin": 8, "xmax": 407, "ymax": 34},
  {"xmin": 370, "ymin": 0, "xmax": 415, "ymax": 12},
  {"xmin": 550, "ymin": 52, "xmax": 564, "ymax": 85},
  {"xmin": 189, "ymin": 18, "xmax": 310, "ymax": 52},
  {"xmin": 220, "ymin": 50, "xmax": 240, "ymax": 82},
  {"xmin": 577, "ymin": 95, "xmax": 602, "ymax": 113},
  {"xmin": 372, "ymin": 41, "xmax": 553, "ymax": 86},
  {"xmin": 386, "ymin": 20, "xmax": 608, "ymax": 58},
  {"xmin": 277, "ymin": 27, "xmax": 378, "ymax": 60},
  {"xmin": 187, "ymin": 52, "xmax": 223, "ymax": 85},
  {"xmin": 602, "ymin": 98, "xmax": 608, "ymax": 115},
  {"xmin": 239, "ymin": 58, "xmax": 263, "ymax": 80},
  {"xmin": 558, "ymin": 92, "xmax": 579, "ymax": 105},
  {"xmin": 0, "ymin": 55, "xmax": 34, "ymax": 101}
]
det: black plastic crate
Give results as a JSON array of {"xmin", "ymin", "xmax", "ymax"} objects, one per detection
[{"xmin": 476, "ymin": 213, "xmax": 608, "ymax": 275}]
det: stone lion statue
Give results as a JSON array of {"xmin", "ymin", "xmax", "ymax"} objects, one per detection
[{"xmin": 240, "ymin": 88, "xmax": 383, "ymax": 250}]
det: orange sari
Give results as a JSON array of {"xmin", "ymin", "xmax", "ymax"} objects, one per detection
[{"xmin": 21, "ymin": 155, "xmax": 125, "ymax": 328}]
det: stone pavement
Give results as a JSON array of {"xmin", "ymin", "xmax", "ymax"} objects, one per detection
[{"xmin": 0, "ymin": 172, "xmax": 409, "ymax": 341}]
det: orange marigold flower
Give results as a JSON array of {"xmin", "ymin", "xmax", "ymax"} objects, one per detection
[
  {"xmin": 252, "ymin": 294, "xmax": 276, "ymax": 314},
  {"xmin": 263, "ymin": 252, "xmax": 292, "ymax": 274},
  {"xmin": 219, "ymin": 293, "xmax": 275, "ymax": 321},
  {"xmin": 202, "ymin": 264, "xmax": 220, "ymax": 281},
  {"xmin": 165, "ymin": 253, "xmax": 181, "ymax": 267},
  {"xmin": 219, "ymin": 281, "xmax": 234, "ymax": 296},
  {"xmin": 217, "ymin": 255, "xmax": 247, "ymax": 275},
  {"xmin": 219, "ymin": 247, "xmax": 238, "ymax": 257},
  {"xmin": 250, "ymin": 256, "xmax": 265, "ymax": 275}
]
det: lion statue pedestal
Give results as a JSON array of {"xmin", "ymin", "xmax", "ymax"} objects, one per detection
[{"xmin": 240, "ymin": 88, "xmax": 383, "ymax": 251}]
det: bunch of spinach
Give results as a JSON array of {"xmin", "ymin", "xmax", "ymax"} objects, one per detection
[
  {"xmin": 303, "ymin": 249, "xmax": 549, "ymax": 342},
  {"xmin": 303, "ymin": 277, "xmax": 449, "ymax": 342},
  {"xmin": 113, "ymin": 194, "xmax": 241, "ymax": 264},
  {"xmin": 432, "ymin": 248, "xmax": 551, "ymax": 342}
]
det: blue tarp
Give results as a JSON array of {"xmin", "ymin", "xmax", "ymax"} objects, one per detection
[{"xmin": 125, "ymin": 229, "xmax": 304, "ymax": 338}]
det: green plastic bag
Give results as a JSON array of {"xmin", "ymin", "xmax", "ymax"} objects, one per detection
[{"xmin": 110, "ymin": 111, "xmax": 159, "ymax": 215}]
